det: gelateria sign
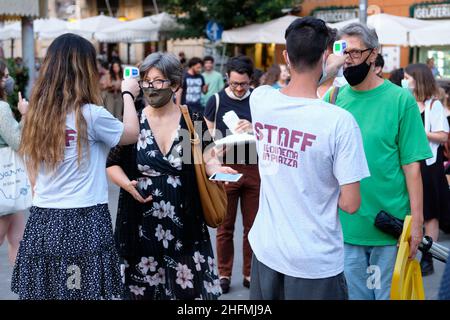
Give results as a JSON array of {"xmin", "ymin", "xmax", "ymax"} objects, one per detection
[
  {"xmin": 412, "ymin": 2, "xmax": 450, "ymax": 19},
  {"xmin": 312, "ymin": 7, "xmax": 358, "ymax": 23}
]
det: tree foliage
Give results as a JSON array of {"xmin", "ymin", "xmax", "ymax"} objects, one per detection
[
  {"xmin": 6, "ymin": 58, "xmax": 28, "ymax": 121},
  {"xmin": 164, "ymin": 0, "xmax": 299, "ymax": 38}
]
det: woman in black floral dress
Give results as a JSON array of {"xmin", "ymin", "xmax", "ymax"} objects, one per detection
[{"xmin": 106, "ymin": 52, "xmax": 237, "ymax": 300}]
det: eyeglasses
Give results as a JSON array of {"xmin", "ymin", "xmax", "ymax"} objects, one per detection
[
  {"xmin": 229, "ymin": 81, "xmax": 250, "ymax": 89},
  {"xmin": 343, "ymin": 48, "xmax": 373, "ymax": 60},
  {"xmin": 138, "ymin": 79, "xmax": 171, "ymax": 89}
]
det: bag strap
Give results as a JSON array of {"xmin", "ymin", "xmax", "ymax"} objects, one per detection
[
  {"xmin": 179, "ymin": 105, "xmax": 200, "ymax": 146},
  {"xmin": 329, "ymin": 86, "xmax": 340, "ymax": 105},
  {"xmin": 424, "ymin": 99, "xmax": 436, "ymax": 133},
  {"xmin": 430, "ymin": 98, "xmax": 437, "ymax": 110},
  {"xmin": 212, "ymin": 93, "xmax": 220, "ymax": 140}
]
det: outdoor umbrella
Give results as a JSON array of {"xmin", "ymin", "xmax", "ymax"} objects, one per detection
[
  {"xmin": 94, "ymin": 12, "xmax": 179, "ymax": 63},
  {"xmin": 222, "ymin": 15, "xmax": 299, "ymax": 44},
  {"xmin": 67, "ymin": 14, "xmax": 122, "ymax": 38},
  {"xmin": 94, "ymin": 12, "xmax": 178, "ymax": 43},
  {"xmin": 0, "ymin": 18, "xmax": 91, "ymax": 40},
  {"xmin": 409, "ymin": 20, "xmax": 450, "ymax": 46},
  {"xmin": 35, "ymin": 17, "xmax": 91, "ymax": 39},
  {"xmin": 329, "ymin": 13, "xmax": 435, "ymax": 46},
  {"xmin": 0, "ymin": 22, "xmax": 21, "ymax": 41}
]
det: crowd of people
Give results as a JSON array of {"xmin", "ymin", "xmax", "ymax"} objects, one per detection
[{"xmin": 0, "ymin": 16, "xmax": 450, "ymax": 301}]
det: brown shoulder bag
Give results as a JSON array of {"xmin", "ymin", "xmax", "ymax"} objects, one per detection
[{"xmin": 179, "ymin": 105, "xmax": 227, "ymax": 228}]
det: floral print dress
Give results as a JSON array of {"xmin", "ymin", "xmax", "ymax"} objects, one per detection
[{"xmin": 122, "ymin": 111, "xmax": 221, "ymax": 300}]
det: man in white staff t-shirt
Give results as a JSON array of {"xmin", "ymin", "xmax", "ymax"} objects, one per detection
[{"xmin": 248, "ymin": 16, "xmax": 370, "ymax": 300}]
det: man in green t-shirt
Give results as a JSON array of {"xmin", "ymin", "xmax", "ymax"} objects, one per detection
[
  {"xmin": 201, "ymin": 56, "xmax": 224, "ymax": 107},
  {"xmin": 325, "ymin": 23, "xmax": 432, "ymax": 300}
]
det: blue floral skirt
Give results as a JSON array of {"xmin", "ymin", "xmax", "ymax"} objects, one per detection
[{"xmin": 11, "ymin": 204, "xmax": 123, "ymax": 300}]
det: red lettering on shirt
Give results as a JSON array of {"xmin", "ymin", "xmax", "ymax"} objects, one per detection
[
  {"xmin": 300, "ymin": 133, "xmax": 316, "ymax": 152},
  {"xmin": 254, "ymin": 122, "xmax": 264, "ymax": 141},
  {"xmin": 257, "ymin": 122, "xmax": 316, "ymax": 168},
  {"xmin": 66, "ymin": 130, "xmax": 77, "ymax": 147}
]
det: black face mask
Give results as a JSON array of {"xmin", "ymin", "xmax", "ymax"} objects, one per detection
[
  {"xmin": 343, "ymin": 49, "xmax": 373, "ymax": 86},
  {"xmin": 143, "ymin": 87, "xmax": 173, "ymax": 109}
]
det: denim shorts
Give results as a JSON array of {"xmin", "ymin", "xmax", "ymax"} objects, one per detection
[{"xmin": 344, "ymin": 244, "xmax": 398, "ymax": 300}]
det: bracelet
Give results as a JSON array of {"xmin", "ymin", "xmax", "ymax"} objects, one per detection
[{"xmin": 121, "ymin": 91, "xmax": 135, "ymax": 100}]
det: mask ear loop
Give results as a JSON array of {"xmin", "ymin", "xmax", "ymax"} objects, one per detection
[
  {"xmin": 173, "ymin": 84, "xmax": 181, "ymax": 94},
  {"xmin": 365, "ymin": 49, "xmax": 375, "ymax": 66}
]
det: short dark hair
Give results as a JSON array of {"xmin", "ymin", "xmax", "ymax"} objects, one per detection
[
  {"xmin": 226, "ymin": 55, "xmax": 254, "ymax": 78},
  {"xmin": 326, "ymin": 27, "xmax": 338, "ymax": 50},
  {"xmin": 251, "ymin": 68, "xmax": 264, "ymax": 88},
  {"xmin": 375, "ymin": 54, "xmax": 385, "ymax": 68},
  {"xmin": 389, "ymin": 68, "xmax": 404, "ymax": 87},
  {"xmin": 188, "ymin": 57, "xmax": 203, "ymax": 68},
  {"xmin": 285, "ymin": 17, "xmax": 329, "ymax": 71},
  {"xmin": 203, "ymin": 55, "xmax": 214, "ymax": 63}
]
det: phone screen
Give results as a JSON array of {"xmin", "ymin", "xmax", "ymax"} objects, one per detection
[{"xmin": 209, "ymin": 173, "xmax": 243, "ymax": 182}]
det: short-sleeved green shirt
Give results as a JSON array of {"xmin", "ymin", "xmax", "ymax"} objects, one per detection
[
  {"xmin": 324, "ymin": 80, "xmax": 432, "ymax": 246},
  {"xmin": 201, "ymin": 71, "xmax": 224, "ymax": 106}
]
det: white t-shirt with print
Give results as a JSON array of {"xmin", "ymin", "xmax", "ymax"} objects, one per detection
[
  {"xmin": 248, "ymin": 85, "xmax": 370, "ymax": 279},
  {"xmin": 33, "ymin": 104, "xmax": 124, "ymax": 209}
]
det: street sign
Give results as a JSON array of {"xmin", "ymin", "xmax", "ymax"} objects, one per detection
[{"xmin": 206, "ymin": 21, "xmax": 223, "ymax": 42}]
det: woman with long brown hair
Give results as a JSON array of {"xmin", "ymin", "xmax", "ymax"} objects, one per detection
[
  {"xmin": 404, "ymin": 63, "xmax": 449, "ymax": 276},
  {"xmin": 0, "ymin": 59, "xmax": 28, "ymax": 266},
  {"xmin": 262, "ymin": 64, "xmax": 289, "ymax": 89},
  {"xmin": 101, "ymin": 59, "xmax": 124, "ymax": 120},
  {"xmin": 11, "ymin": 33, "xmax": 140, "ymax": 300}
]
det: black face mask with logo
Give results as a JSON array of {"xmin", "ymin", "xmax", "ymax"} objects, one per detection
[{"xmin": 343, "ymin": 49, "xmax": 373, "ymax": 86}]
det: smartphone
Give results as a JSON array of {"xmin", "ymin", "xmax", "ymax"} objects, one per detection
[{"xmin": 209, "ymin": 172, "xmax": 243, "ymax": 182}]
